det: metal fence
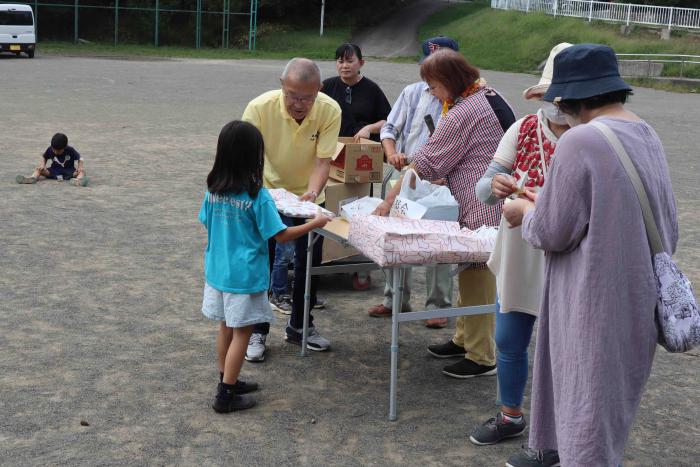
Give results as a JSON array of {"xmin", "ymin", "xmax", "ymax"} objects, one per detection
[
  {"xmin": 0, "ymin": 0, "xmax": 259, "ymax": 49},
  {"xmin": 491, "ymin": 0, "xmax": 700, "ymax": 30}
]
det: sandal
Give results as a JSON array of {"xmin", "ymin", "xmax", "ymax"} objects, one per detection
[{"xmin": 425, "ymin": 318, "xmax": 448, "ymax": 329}]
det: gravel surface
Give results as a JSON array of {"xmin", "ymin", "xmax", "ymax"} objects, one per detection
[{"xmin": 1, "ymin": 54, "xmax": 698, "ymax": 466}]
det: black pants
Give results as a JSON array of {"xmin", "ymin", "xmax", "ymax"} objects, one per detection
[{"xmin": 253, "ymin": 216, "xmax": 324, "ymax": 334}]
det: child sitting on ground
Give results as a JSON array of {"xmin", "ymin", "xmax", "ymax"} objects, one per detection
[
  {"xmin": 16, "ymin": 133, "xmax": 88, "ymax": 186},
  {"xmin": 199, "ymin": 120, "xmax": 330, "ymax": 413}
]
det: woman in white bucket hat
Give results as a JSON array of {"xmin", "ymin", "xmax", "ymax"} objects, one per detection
[{"xmin": 468, "ymin": 43, "xmax": 572, "ymax": 465}]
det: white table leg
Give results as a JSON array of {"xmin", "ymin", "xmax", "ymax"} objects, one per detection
[
  {"xmin": 389, "ymin": 266, "xmax": 403, "ymax": 421},
  {"xmin": 301, "ymin": 231, "xmax": 313, "ymax": 357}
]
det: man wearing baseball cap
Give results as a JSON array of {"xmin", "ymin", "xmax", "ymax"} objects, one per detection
[{"xmin": 368, "ymin": 36, "xmax": 459, "ymax": 327}]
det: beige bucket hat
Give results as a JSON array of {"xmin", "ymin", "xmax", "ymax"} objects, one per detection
[{"xmin": 523, "ymin": 42, "xmax": 573, "ymax": 100}]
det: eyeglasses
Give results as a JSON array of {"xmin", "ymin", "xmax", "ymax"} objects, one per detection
[
  {"xmin": 345, "ymin": 86, "xmax": 352, "ymax": 105},
  {"xmin": 283, "ymin": 92, "xmax": 316, "ymax": 105}
]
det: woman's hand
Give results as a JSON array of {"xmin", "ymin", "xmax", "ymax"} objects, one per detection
[
  {"xmin": 503, "ymin": 198, "xmax": 535, "ymax": 228},
  {"xmin": 522, "ymin": 187, "xmax": 538, "ymax": 203},
  {"xmin": 371, "ymin": 200, "xmax": 392, "ymax": 217},
  {"xmin": 353, "ymin": 126, "xmax": 372, "ymax": 142},
  {"xmin": 491, "ymin": 174, "xmax": 518, "ymax": 199},
  {"xmin": 387, "ymin": 152, "xmax": 408, "ymax": 170}
]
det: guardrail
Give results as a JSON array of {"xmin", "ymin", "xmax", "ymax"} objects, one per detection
[
  {"xmin": 491, "ymin": 0, "xmax": 700, "ymax": 30},
  {"xmin": 617, "ymin": 53, "xmax": 700, "ymax": 78}
]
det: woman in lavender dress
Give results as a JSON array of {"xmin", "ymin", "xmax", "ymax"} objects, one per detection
[{"xmin": 503, "ymin": 44, "xmax": 679, "ymax": 467}]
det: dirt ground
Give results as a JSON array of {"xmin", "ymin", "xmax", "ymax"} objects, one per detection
[{"xmin": 1, "ymin": 55, "xmax": 698, "ymax": 466}]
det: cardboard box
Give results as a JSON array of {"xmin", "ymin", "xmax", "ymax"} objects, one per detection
[
  {"xmin": 329, "ymin": 137, "xmax": 384, "ymax": 184},
  {"xmin": 322, "ymin": 180, "xmax": 371, "ymax": 263}
]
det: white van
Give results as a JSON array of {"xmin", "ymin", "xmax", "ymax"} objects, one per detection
[{"xmin": 0, "ymin": 4, "xmax": 36, "ymax": 58}]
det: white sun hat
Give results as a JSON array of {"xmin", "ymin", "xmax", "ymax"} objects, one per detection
[{"xmin": 523, "ymin": 42, "xmax": 573, "ymax": 100}]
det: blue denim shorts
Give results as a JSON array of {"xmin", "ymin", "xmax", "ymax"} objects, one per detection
[
  {"xmin": 201, "ymin": 283, "xmax": 274, "ymax": 328},
  {"xmin": 48, "ymin": 165, "xmax": 75, "ymax": 179}
]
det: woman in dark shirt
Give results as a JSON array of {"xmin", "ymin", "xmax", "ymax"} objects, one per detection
[{"xmin": 322, "ymin": 43, "xmax": 392, "ymax": 141}]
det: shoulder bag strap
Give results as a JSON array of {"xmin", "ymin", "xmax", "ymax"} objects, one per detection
[{"xmin": 589, "ymin": 120, "xmax": 664, "ymax": 255}]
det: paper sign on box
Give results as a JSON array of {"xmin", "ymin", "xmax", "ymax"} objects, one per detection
[{"xmin": 390, "ymin": 196, "xmax": 427, "ymax": 220}]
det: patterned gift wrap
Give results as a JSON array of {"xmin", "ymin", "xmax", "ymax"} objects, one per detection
[
  {"xmin": 348, "ymin": 216, "xmax": 497, "ymax": 267},
  {"xmin": 269, "ymin": 188, "xmax": 335, "ymax": 219}
]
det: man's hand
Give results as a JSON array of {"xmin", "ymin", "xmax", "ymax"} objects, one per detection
[
  {"xmin": 503, "ymin": 198, "xmax": 535, "ymax": 228},
  {"xmin": 371, "ymin": 200, "xmax": 392, "ymax": 217},
  {"xmin": 299, "ymin": 191, "xmax": 318, "ymax": 202},
  {"xmin": 387, "ymin": 152, "xmax": 408, "ymax": 170},
  {"xmin": 491, "ymin": 174, "xmax": 518, "ymax": 199}
]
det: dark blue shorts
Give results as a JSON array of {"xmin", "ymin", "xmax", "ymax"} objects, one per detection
[{"xmin": 47, "ymin": 165, "xmax": 76, "ymax": 179}]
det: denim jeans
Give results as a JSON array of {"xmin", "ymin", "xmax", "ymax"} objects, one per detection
[
  {"xmin": 495, "ymin": 298, "xmax": 537, "ymax": 409},
  {"xmin": 253, "ymin": 212, "xmax": 324, "ymax": 335},
  {"xmin": 270, "ymin": 215, "xmax": 295, "ymax": 297}
]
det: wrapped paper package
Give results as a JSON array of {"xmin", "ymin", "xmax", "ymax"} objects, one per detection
[
  {"xmin": 340, "ymin": 196, "xmax": 384, "ymax": 221},
  {"xmin": 269, "ymin": 188, "xmax": 335, "ymax": 219},
  {"xmin": 348, "ymin": 215, "xmax": 497, "ymax": 267}
]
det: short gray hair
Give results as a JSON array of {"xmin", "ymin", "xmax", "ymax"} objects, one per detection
[{"xmin": 280, "ymin": 58, "xmax": 322, "ymax": 84}]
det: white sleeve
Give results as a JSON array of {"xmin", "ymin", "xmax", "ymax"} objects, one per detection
[{"xmin": 492, "ymin": 117, "xmax": 525, "ymax": 169}]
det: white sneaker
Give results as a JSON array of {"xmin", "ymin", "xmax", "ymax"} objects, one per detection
[{"xmin": 245, "ymin": 332, "xmax": 267, "ymax": 362}]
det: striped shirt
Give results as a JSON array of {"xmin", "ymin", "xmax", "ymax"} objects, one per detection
[
  {"xmin": 413, "ymin": 87, "xmax": 510, "ymax": 232},
  {"xmin": 380, "ymin": 82, "xmax": 442, "ymax": 156}
]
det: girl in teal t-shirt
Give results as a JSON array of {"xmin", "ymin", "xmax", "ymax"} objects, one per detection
[{"xmin": 199, "ymin": 120, "xmax": 330, "ymax": 413}]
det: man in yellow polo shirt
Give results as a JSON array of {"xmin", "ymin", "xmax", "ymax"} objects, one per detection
[{"xmin": 242, "ymin": 58, "xmax": 341, "ymax": 361}]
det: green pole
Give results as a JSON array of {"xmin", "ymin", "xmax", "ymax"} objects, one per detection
[
  {"xmin": 222, "ymin": 0, "xmax": 229, "ymax": 48},
  {"xmin": 155, "ymin": 0, "xmax": 159, "ymax": 47},
  {"xmin": 226, "ymin": 0, "xmax": 231, "ymax": 48},
  {"xmin": 74, "ymin": 0, "xmax": 78, "ymax": 44},
  {"xmin": 33, "ymin": 0, "xmax": 38, "ymax": 40},
  {"xmin": 248, "ymin": 0, "xmax": 257, "ymax": 51},
  {"xmin": 195, "ymin": 0, "xmax": 201, "ymax": 49},
  {"xmin": 114, "ymin": 0, "xmax": 119, "ymax": 47}
]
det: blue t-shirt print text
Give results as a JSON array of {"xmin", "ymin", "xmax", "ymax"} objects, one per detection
[
  {"xmin": 199, "ymin": 188, "xmax": 286, "ymax": 294},
  {"xmin": 209, "ymin": 193, "xmax": 253, "ymax": 226}
]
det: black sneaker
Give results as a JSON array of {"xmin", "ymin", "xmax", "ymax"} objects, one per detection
[
  {"xmin": 469, "ymin": 412, "xmax": 527, "ymax": 445},
  {"xmin": 212, "ymin": 384, "xmax": 257, "ymax": 413},
  {"xmin": 442, "ymin": 359, "xmax": 496, "ymax": 379},
  {"xmin": 285, "ymin": 324, "xmax": 330, "ymax": 351},
  {"xmin": 506, "ymin": 446, "xmax": 560, "ymax": 467},
  {"xmin": 270, "ymin": 293, "xmax": 292, "ymax": 315},
  {"xmin": 230, "ymin": 379, "xmax": 259, "ymax": 395},
  {"xmin": 427, "ymin": 340, "xmax": 466, "ymax": 358}
]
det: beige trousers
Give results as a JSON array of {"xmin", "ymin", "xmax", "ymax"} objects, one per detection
[{"xmin": 452, "ymin": 268, "xmax": 496, "ymax": 366}]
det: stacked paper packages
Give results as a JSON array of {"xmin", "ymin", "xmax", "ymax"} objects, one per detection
[
  {"xmin": 348, "ymin": 216, "xmax": 497, "ymax": 267},
  {"xmin": 269, "ymin": 188, "xmax": 335, "ymax": 219}
]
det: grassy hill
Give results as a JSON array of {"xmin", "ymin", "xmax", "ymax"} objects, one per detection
[{"xmin": 419, "ymin": 1, "xmax": 699, "ymax": 79}]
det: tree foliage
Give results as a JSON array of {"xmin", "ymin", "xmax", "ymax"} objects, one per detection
[{"xmin": 30, "ymin": 0, "xmax": 405, "ymax": 45}]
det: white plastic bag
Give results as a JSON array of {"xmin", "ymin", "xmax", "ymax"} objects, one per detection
[{"xmin": 395, "ymin": 169, "xmax": 459, "ymax": 221}]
